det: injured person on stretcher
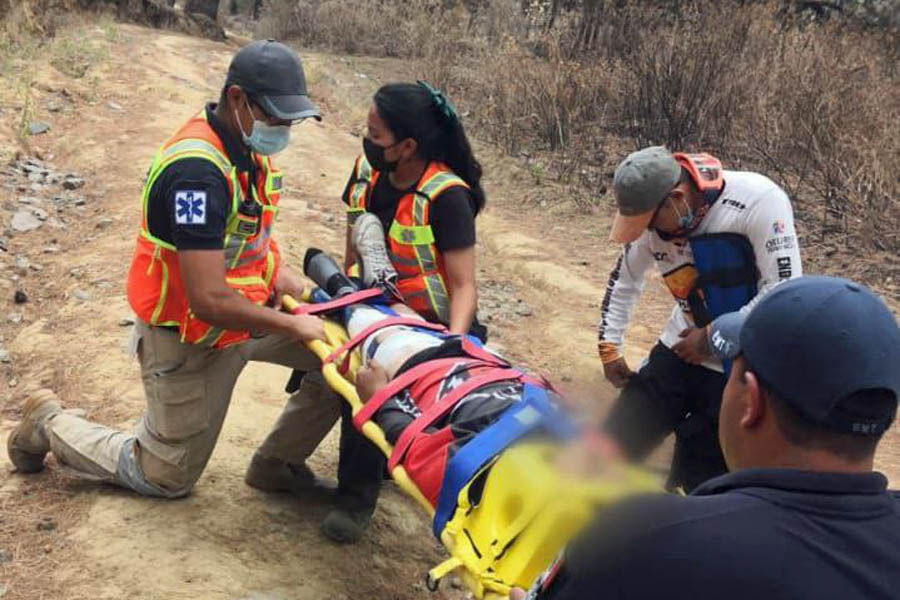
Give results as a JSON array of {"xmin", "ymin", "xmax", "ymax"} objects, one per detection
[
  {"xmin": 326, "ymin": 278, "xmax": 566, "ymax": 508},
  {"xmin": 347, "ymin": 305, "xmax": 553, "ymax": 505},
  {"xmin": 298, "ymin": 243, "xmax": 659, "ymax": 598}
]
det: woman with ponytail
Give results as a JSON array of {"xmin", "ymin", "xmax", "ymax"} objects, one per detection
[{"xmin": 342, "ymin": 81, "xmax": 488, "ymax": 341}]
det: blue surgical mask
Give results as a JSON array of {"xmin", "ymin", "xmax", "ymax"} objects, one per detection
[
  {"xmin": 674, "ymin": 198, "xmax": 695, "ymax": 229},
  {"xmin": 656, "ymin": 197, "xmax": 697, "ymax": 240},
  {"xmin": 236, "ymin": 99, "xmax": 291, "ymax": 155}
]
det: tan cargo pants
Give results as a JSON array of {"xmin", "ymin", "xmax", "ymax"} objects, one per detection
[{"xmin": 44, "ymin": 320, "xmax": 342, "ymax": 497}]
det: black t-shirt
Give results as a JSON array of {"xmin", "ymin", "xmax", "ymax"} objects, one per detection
[
  {"xmin": 341, "ymin": 170, "xmax": 477, "ymax": 253},
  {"xmin": 375, "ymin": 337, "xmax": 518, "ymax": 443},
  {"xmin": 533, "ymin": 469, "xmax": 900, "ymax": 600},
  {"xmin": 146, "ymin": 104, "xmax": 256, "ymax": 250}
]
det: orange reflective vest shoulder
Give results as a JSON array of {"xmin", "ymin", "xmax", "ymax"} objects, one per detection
[
  {"xmin": 346, "ymin": 155, "xmax": 468, "ymax": 324},
  {"xmin": 126, "ymin": 111, "xmax": 283, "ymax": 348}
]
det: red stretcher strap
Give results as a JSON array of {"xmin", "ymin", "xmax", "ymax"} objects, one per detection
[
  {"xmin": 324, "ymin": 317, "xmax": 447, "ymax": 366},
  {"xmin": 289, "ymin": 288, "xmax": 384, "ymax": 315},
  {"xmin": 352, "ymin": 357, "xmax": 463, "ymax": 430},
  {"xmin": 387, "ymin": 368, "xmax": 523, "ymax": 471},
  {"xmin": 459, "ymin": 337, "xmax": 507, "ymax": 367},
  {"xmin": 462, "ymin": 339, "xmax": 557, "ymax": 394}
]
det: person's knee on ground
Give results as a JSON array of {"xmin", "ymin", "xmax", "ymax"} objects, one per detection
[
  {"xmin": 134, "ymin": 441, "xmax": 199, "ymax": 498},
  {"xmin": 8, "ymin": 391, "xmax": 197, "ymax": 499}
]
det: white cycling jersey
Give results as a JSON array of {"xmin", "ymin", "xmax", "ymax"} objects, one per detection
[{"xmin": 598, "ymin": 170, "xmax": 802, "ymax": 373}]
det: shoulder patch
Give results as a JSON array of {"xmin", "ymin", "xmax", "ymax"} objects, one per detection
[{"xmin": 174, "ymin": 190, "xmax": 207, "ymax": 225}]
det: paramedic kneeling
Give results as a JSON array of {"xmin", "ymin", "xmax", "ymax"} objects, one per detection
[
  {"xmin": 597, "ymin": 146, "xmax": 802, "ymax": 491},
  {"xmin": 6, "ymin": 43, "xmax": 378, "ymax": 524},
  {"xmin": 518, "ymin": 275, "xmax": 900, "ymax": 600}
]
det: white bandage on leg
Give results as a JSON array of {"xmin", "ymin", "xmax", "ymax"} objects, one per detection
[
  {"xmin": 370, "ymin": 331, "xmax": 443, "ymax": 377},
  {"xmin": 345, "ymin": 305, "xmax": 442, "ymax": 377},
  {"xmin": 346, "ymin": 305, "xmax": 392, "ymax": 337}
]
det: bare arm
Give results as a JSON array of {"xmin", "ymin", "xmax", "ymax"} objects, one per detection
[
  {"xmin": 344, "ymin": 222, "xmax": 355, "ymax": 271},
  {"xmin": 177, "ymin": 249, "xmax": 325, "ymax": 342},
  {"xmin": 443, "ymin": 245, "xmax": 478, "ymax": 335}
]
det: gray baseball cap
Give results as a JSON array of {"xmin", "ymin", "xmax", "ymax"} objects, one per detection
[
  {"xmin": 609, "ymin": 146, "xmax": 681, "ymax": 243},
  {"xmin": 225, "ymin": 39, "xmax": 321, "ymax": 122}
]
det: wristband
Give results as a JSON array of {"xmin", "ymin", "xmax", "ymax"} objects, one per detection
[{"xmin": 598, "ymin": 341, "xmax": 623, "ymax": 364}]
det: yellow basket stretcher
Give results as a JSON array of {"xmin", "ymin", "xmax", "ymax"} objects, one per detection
[{"xmin": 283, "ymin": 295, "xmax": 660, "ymax": 599}]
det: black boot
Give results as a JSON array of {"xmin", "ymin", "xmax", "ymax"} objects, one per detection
[{"xmin": 320, "ymin": 402, "xmax": 385, "ymax": 544}]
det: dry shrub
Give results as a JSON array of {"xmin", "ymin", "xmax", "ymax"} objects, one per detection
[
  {"xmin": 263, "ymin": 0, "xmax": 898, "ymax": 282},
  {"xmin": 737, "ymin": 23, "xmax": 899, "ymax": 257},
  {"xmin": 1, "ymin": 0, "xmax": 224, "ymax": 46},
  {"xmin": 618, "ymin": 3, "xmax": 758, "ymax": 150},
  {"xmin": 422, "ymin": 33, "xmax": 612, "ymax": 177},
  {"xmin": 257, "ymin": 0, "xmax": 467, "ymax": 58},
  {"xmin": 0, "ymin": 0, "xmax": 81, "ymax": 40}
]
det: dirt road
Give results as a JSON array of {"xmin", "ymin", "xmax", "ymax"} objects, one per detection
[{"xmin": 0, "ymin": 22, "xmax": 897, "ymax": 600}]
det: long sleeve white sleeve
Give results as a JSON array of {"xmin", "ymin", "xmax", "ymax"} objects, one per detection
[
  {"xmin": 598, "ymin": 234, "xmax": 655, "ymax": 348},
  {"xmin": 738, "ymin": 184, "xmax": 803, "ymax": 316}
]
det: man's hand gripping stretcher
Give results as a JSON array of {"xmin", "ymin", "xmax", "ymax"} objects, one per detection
[{"xmin": 283, "ymin": 249, "xmax": 660, "ymax": 599}]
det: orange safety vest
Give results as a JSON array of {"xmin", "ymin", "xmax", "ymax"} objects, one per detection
[
  {"xmin": 126, "ymin": 111, "xmax": 283, "ymax": 348},
  {"xmin": 345, "ymin": 155, "xmax": 468, "ymax": 324}
]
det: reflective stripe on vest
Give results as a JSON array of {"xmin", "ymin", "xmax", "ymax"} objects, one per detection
[
  {"xmin": 128, "ymin": 112, "xmax": 281, "ymax": 348},
  {"xmin": 140, "ymin": 138, "xmax": 241, "ymax": 251},
  {"xmin": 388, "ymin": 170, "xmax": 465, "ymax": 323},
  {"xmin": 346, "ymin": 155, "xmax": 373, "ymax": 225},
  {"xmin": 343, "ymin": 155, "xmax": 465, "ymax": 323}
]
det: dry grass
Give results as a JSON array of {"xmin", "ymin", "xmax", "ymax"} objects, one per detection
[
  {"xmin": 0, "ymin": 4, "xmax": 117, "ymax": 146},
  {"xmin": 0, "ymin": 467, "xmax": 95, "ymax": 600},
  {"xmin": 261, "ymin": 0, "xmax": 899, "ymax": 295},
  {"xmin": 258, "ymin": 0, "xmax": 469, "ymax": 58},
  {"xmin": 1, "ymin": 371, "xmax": 96, "ymax": 600}
]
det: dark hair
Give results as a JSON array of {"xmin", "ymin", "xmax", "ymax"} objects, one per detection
[
  {"xmin": 679, "ymin": 167, "xmax": 699, "ymax": 193},
  {"xmin": 739, "ymin": 361, "xmax": 897, "ymax": 462},
  {"xmin": 219, "ymin": 85, "xmax": 258, "ymax": 111},
  {"xmin": 374, "ymin": 83, "xmax": 486, "ymax": 214}
]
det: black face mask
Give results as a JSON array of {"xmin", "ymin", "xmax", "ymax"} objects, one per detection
[{"xmin": 363, "ymin": 137, "xmax": 400, "ymax": 173}]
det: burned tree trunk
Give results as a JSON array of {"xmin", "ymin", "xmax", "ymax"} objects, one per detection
[{"xmin": 576, "ymin": 0, "xmax": 603, "ymax": 51}]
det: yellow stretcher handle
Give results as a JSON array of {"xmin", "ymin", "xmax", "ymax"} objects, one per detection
[{"xmin": 281, "ymin": 294, "xmax": 435, "ymax": 514}]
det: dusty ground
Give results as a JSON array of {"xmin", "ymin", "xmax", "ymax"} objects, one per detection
[{"xmin": 0, "ymin": 20, "xmax": 897, "ymax": 600}]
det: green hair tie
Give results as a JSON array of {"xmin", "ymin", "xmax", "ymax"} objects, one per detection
[{"xmin": 417, "ymin": 80, "xmax": 459, "ymax": 127}]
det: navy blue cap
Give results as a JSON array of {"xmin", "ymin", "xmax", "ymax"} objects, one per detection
[
  {"xmin": 708, "ymin": 276, "xmax": 900, "ymax": 435},
  {"xmin": 226, "ymin": 39, "xmax": 321, "ymax": 121},
  {"xmin": 708, "ymin": 311, "xmax": 745, "ymax": 360}
]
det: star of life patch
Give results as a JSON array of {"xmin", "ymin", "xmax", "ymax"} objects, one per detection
[{"xmin": 174, "ymin": 190, "xmax": 207, "ymax": 225}]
